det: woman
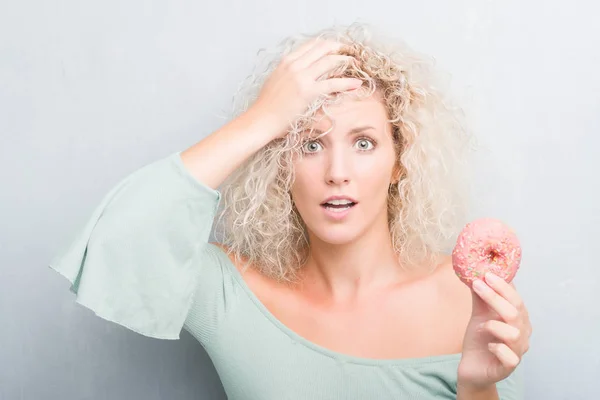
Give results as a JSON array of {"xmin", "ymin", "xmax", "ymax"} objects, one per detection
[{"xmin": 50, "ymin": 24, "xmax": 531, "ymax": 399}]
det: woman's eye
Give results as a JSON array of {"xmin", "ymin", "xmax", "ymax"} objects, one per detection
[
  {"xmin": 302, "ymin": 139, "xmax": 374, "ymax": 153},
  {"xmin": 355, "ymin": 139, "xmax": 374, "ymax": 151},
  {"xmin": 302, "ymin": 141, "xmax": 322, "ymax": 153}
]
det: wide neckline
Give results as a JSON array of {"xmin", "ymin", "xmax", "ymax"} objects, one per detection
[{"xmin": 208, "ymin": 244, "xmax": 463, "ymax": 367}]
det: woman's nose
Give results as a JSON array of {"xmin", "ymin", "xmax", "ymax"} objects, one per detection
[{"xmin": 324, "ymin": 150, "xmax": 351, "ymax": 185}]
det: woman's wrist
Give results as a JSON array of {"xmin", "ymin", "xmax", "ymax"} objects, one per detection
[
  {"xmin": 456, "ymin": 382, "xmax": 499, "ymax": 400},
  {"xmin": 244, "ymin": 103, "xmax": 289, "ymax": 141}
]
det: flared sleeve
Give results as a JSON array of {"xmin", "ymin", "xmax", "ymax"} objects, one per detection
[{"xmin": 48, "ymin": 151, "xmax": 221, "ymax": 340}]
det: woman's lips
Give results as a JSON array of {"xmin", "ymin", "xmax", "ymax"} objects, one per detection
[{"xmin": 320, "ymin": 202, "xmax": 357, "ymax": 220}]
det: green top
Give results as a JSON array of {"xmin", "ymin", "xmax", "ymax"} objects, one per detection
[{"xmin": 49, "ymin": 151, "xmax": 523, "ymax": 399}]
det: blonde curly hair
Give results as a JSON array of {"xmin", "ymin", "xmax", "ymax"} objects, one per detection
[{"xmin": 214, "ymin": 22, "xmax": 475, "ymax": 284}]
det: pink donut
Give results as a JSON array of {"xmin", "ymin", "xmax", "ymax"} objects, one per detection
[{"xmin": 452, "ymin": 218, "xmax": 522, "ymax": 287}]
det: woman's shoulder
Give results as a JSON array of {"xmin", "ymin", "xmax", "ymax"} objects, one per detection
[
  {"xmin": 430, "ymin": 253, "xmax": 472, "ymax": 308},
  {"xmin": 209, "ymin": 241, "xmax": 278, "ymax": 293},
  {"xmin": 210, "ymin": 242, "xmax": 257, "ymax": 275},
  {"xmin": 433, "ymin": 254, "xmax": 471, "ymax": 295},
  {"xmin": 429, "ymin": 254, "xmax": 473, "ymax": 334}
]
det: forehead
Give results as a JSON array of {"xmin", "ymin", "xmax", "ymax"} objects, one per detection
[{"xmin": 308, "ymin": 93, "xmax": 390, "ymax": 134}]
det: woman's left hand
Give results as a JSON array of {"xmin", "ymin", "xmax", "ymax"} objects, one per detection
[{"xmin": 457, "ymin": 272, "xmax": 532, "ymax": 390}]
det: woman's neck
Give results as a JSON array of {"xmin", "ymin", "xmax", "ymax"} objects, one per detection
[{"xmin": 298, "ymin": 222, "xmax": 422, "ymax": 303}]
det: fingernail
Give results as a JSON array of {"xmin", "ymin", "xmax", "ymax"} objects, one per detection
[
  {"xmin": 485, "ymin": 272, "xmax": 501, "ymax": 283},
  {"xmin": 477, "ymin": 323, "xmax": 485, "ymax": 332},
  {"xmin": 473, "ymin": 279, "xmax": 487, "ymax": 292}
]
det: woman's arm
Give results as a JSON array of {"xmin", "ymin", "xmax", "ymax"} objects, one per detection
[
  {"xmin": 180, "ymin": 38, "xmax": 362, "ymax": 189},
  {"xmin": 180, "ymin": 107, "xmax": 281, "ymax": 190}
]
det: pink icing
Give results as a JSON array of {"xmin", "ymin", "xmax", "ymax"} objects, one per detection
[{"xmin": 452, "ymin": 218, "xmax": 522, "ymax": 286}]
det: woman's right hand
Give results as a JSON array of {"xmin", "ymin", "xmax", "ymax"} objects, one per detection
[
  {"xmin": 180, "ymin": 39, "xmax": 361, "ymax": 190},
  {"xmin": 249, "ymin": 38, "xmax": 363, "ymax": 139}
]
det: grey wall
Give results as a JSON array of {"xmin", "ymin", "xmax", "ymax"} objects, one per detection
[{"xmin": 1, "ymin": 0, "xmax": 599, "ymax": 399}]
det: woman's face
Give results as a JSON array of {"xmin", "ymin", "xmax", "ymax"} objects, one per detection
[{"xmin": 290, "ymin": 93, "xmax": 399, "ymax": 245}]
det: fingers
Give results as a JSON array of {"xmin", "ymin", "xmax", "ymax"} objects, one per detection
[
  {"xmin": 283, "ymin": 38, "xmax": 324, "ymax": 63},
  {"xmin": 473, "ymin": 278, "xmax": 519, "ymax": 324},
  {"xmin": 488, "ymin": 343, "xmax": 521, "ymax": 369},
  {"xmin": 479, "ymin": 320, "xmax": 529, "ymax": 354},
  {"xmin": 278, "ymin": 38, "xmax": 360, "ymax": 98},
  {"xmin": 484, "ymin": 272, "xmax": 524, "ymax": 311},
  {"xmin": 479, "ymin": 320, "xmax": 519, "ymax": 341},
  {"xmin": 293, "ymin": 39, "xmax": 345, "ymax": 69},
  {"xmin": 283, "ymin": 38, "xmax": 345, "ymax": 70},
  {"xmin": 474, "ymin": 273, "xmax": 532, "ymax": 368},
  {"xmin": 307, "ymin": 54, "xmax": 354, "ymax": 80}
]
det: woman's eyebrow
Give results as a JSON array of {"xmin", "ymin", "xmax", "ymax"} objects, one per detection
[{"xmin": 310, "ymin": 126, "xmax": 376, "ymax": 136}]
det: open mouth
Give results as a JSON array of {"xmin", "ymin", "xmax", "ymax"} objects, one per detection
[{"xmin": 320, "ymin": 200, "xmax": 357, "ymax": 213}]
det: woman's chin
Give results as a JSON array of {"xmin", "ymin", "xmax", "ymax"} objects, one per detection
[{"xmin": 312, "ymin": 228, "xmax": 360, "ymax": 246}]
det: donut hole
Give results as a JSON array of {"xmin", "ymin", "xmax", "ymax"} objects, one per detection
[{"xmin": 487, "ymin": 249, "xmax": 502, "ymax": 263}]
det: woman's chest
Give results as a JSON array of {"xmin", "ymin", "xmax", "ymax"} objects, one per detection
[
  {"xmin": 271, "ymin": 297, "xmax": 467, "ymax": 359},
  {"xmin": 192, "ymin": 263, "xmax": 466, "ymax": 400},
  {"xmin": 255, "ymin": 280, "xmax": 470, "ymax": 360},
  {"xmin": 229, "ymin": 256, "xmax": 472, "ymax": 362}
]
